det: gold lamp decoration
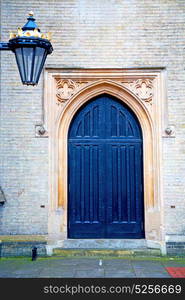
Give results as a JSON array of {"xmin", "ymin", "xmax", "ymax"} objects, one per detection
[{"xmin": 9, "ymin": 12, "xmax": 52, "ymax": 41}]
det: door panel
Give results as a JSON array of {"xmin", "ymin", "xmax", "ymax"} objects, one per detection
[
  {"xmin": 68, "ymin": 143, "xmax": 105, "ymax": 238},
  {"xmin": 68, "ymin": 94, "xmax": 144, "ymax": 238},
  {"xmin": 106, "ymin": 143, "xmax": 143, "ymax": 238}
]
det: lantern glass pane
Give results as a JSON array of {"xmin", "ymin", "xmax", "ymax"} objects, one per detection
[
  {"xmin": 32, "ymin": 47, "xmax": 47, "ymax": 84},
  {"xmin": 22, "ymin": 47, "xmax": 34, "ymax": 83},
  {"xmin": 15, "ymin": 47, "xmax": 34, "ymax": 84},
  {"xmin": 14, "ymin": 48, "xmax": 26, "ymax": 82}
]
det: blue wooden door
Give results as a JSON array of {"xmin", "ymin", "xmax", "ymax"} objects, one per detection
[{"xmin": 68, "ymin": 94, "xmax": 144, "ymax": 238}]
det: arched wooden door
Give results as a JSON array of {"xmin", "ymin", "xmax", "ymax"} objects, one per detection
[{"xmin": 68, "ymin": 94, "xmax": 144, "ymax": 238}]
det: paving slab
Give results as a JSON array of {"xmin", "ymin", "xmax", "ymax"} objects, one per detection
[
  {"xmin": 134, "ymin": 271, "xmax": 170, "ymax": 278},
  {"xmin": 74, "ymin": 269, "xmax": 105, "ymax": 278},
  {"xmin": 162, "ymin": 261, "xmax": 185, "ymax": 267},
  {"xmin": 40, "ymin": 271, "xmax": 76, "ymax": 278},
  {"xmin": 103, "ymin": 259, "xmax": 131, "ymax": 265},
  {"xmin": 105, "ymin": 271, "xmax": 136, "ymax": 278},
  {"xmin": 0, "ymin": 257, "xmax": 185, "ymax": 278}
]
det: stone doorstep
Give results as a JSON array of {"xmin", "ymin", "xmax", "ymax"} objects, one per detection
[
  {"xmin": 55, "ymin": 238, "xmax": 148, "ymax": 249},
  {"xmin": 49, "ymin": 238, "xmax": 162, "ymax": 257},
  {"xmin": 52, "ymin": 248, "xmax": 162, "ymax": 257}
]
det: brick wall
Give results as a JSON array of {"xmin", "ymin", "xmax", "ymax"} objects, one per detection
[{"xmin": 0, "ymin": 0, "xmax": 185, "ymax": 239}]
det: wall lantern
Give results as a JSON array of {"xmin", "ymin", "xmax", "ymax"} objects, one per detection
[{"xmin": 0, "ymin": 12, "xmax": 53, "ymax": 86}]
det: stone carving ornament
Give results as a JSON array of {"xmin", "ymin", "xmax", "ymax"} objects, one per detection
[
  {"xmin": 56, "ymin": 79, "xmax": 89, "ymax": 103},
  {"xmin": 127, "ymin": 79, "xmax": 153, "ymax": 104},
  {"xmin": 56, "ymin": 78, "xmax": 154, "ymax": 105},
  {"xmin": 56, "ymin": 79, "xmax": 76, "ymax": 103}
]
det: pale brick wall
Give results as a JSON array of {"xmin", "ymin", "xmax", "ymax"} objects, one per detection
[{"xmin": 0, "ymin": 0, "xmax": 185, "ymax": 239}]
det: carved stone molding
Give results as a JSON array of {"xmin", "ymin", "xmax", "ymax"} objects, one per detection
[
  {"xmin": 56, "ymin": 77, "xmax": 154, "ymax": 107},
  {"xmin": 124, "ymin": 79, "xmax": 153, "ymax": 104},
  {"xmin": 56, "ymin": 79, "xmax": 76, "ymax": 103},
  {"xmin": 56, "ymin": 79, "xmax": 89, "ymax": 103}
]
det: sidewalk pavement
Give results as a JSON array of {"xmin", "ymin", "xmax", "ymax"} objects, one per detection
[{"xmin": 0, "ymin": 257, "xmax": 185, "ymax": 278}]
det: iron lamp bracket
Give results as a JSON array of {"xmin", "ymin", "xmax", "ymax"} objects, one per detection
[{"xmin": 0, "ymin": 42, "xmax": 11, "ymax": 51}]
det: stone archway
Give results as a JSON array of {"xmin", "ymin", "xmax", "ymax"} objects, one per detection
[{"xmin": 44, "ymin": 69, "xmax": 167, "ymax": 252}]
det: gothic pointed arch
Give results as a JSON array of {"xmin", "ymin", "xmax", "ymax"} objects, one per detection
[{"xmin": 45, "ymin": 69, "xmax": 165, "ymax": 248}]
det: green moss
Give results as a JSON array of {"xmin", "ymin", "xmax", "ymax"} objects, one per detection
[
  {"xmin": 52, "ymin": 248, "xmax": 163, "ymax": 258},
  {"xmin": 53, "ymin": 249, "xmax": 135, "ymax": 257},
  {"xmin": 0, "ymin": 235, "xmax": 47, "ymax": 242},
  {"xmin": 0, "ymin": 257, "xmax": 31, "ymax": 262}
]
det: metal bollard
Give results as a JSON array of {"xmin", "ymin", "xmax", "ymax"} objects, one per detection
[{"xmin": 32, "ymin": 246, "xmax": 37, "ymax": 261}]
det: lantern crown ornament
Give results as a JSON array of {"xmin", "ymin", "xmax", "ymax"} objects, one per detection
[
  {"xmin": 3, "ymin": 12, "xmax": 53, "ymax": 86},
  {"xmin": 10, "ymin": 11, "xmax": 52, "ymax": 41}
]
